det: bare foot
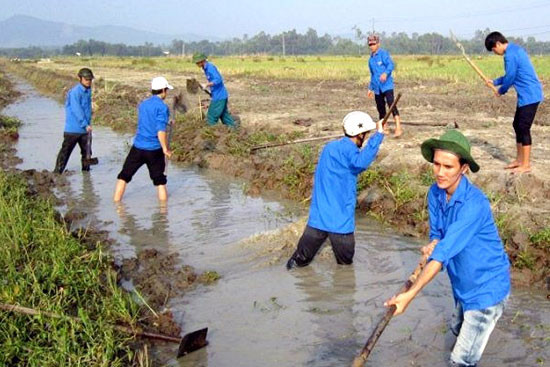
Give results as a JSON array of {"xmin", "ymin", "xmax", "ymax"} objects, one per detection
[
  {"xmin": 393, "ymin": 128, "xmax": 403, "ymax": 138},
  {"xmin": 512, "ymin": 165, "xmax": 531, "ymax": 174},
  {"xmin": 504, "ymin": 161, "xmax": 520, "ymax": 169}
]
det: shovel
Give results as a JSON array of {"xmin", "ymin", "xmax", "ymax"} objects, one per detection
[
  {"xmin": 186, "ymin": 78, "xmax": 212, "ymax": 97},
  {"xmin": 0, "ymin": 303, "xmax": 208, "ymax": 358},
  {"xmin": 83, "ymin": 131, "xmax": 99, "ymax": 166}
]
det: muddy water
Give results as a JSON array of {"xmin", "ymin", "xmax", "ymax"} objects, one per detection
[{"xmin": 5, "ymin": 79, "xmax": 549, "ymax": 367}]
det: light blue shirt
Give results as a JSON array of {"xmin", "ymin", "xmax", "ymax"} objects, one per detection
[
  {"xmin": 368, "ymin": 48, "xmax": 395, "ymax": 94},
  {"xmin": 203, "ymin": 62, "xmax": 228, "ymax": 101},
  {"xmin": 308, "ymin": 132, "xmax": 384, "ymax": 234},
  {"xmin": 133, "ymin": 95, "xmax": 169, "ymax": 151},
  {"xmin": 493, "ymin": 43, "xmax": 543, "ymax": 107},
  {"xmin": 428, "ymin": 177, "xmax": 511, "ymax": 311},
  {"xmin": 64, "ymin": 83, "xmax": 91, "ymax": 134}
]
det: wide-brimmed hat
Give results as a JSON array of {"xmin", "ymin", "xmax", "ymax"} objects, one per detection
[
  {"xmin": 421, "ymin": 129, "xmax": 479, "ymax": 172},
  {"xmin": 192, "ymin": 53, "xmax": 207, "ymax": 63}
]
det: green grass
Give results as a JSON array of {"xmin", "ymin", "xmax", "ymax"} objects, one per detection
[
  {"xmin": 0, "ymin": 172, "xmax": 143, "ymax": 366},
  {"xmin": 28, "ymin": 54, "xmax": 550, "ymax": 83}
]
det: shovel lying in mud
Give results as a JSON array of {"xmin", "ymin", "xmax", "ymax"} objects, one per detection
[
  {"xmin": 0, "ymin": 303, "xmax": 208, "ymax": 358},
  {"xmin": 83, "ymin": 131, "xmax": 99, "ymax": 166}
]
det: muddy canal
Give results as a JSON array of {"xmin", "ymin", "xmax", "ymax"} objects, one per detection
[{"xmin": 5, "ymin": 78, "xmax": 548, "ymax": 366}]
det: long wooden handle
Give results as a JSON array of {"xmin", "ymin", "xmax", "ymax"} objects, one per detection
[
  {"xmin": 0, "ymin": 303, "xmax": 181, "ymax": 344},
  {"xmin": 381, "ymin": 92, "xmax": 402, "ymax": 126},
  {"xmin": 251, "ymin": 94, "xmax": 403, "ymax": 152},
  {"xmin": 450, "ymin": 30, "xmax": 499, "ymax": 95},
  {"xmin": 351, "ymin": 254, "xmax": 429, "ymax": 367}
]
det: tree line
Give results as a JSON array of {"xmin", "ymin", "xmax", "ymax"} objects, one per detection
[{"xmin": 2, "ymin": 28, "xmax": 550, "ymax": 58}]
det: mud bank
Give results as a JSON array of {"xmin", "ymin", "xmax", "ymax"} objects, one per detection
[
  {"xmin": 0, "ymin": 68, "xmax": 210, "ymax": 365},
  {"xmin": 3, "ymin": 59, "xmax": 548, "ymax": 289}
]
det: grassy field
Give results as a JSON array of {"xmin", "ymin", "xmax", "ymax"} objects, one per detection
[{"xmin": 42, "ymin": 54, "xmax": 550, "ymax": 83}]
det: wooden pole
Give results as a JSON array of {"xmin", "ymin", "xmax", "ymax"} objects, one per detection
[
  {"xmin": 351, "ymin": 254, "xmax": 429, "ymax": 367},
  {"xmin": 450, "ymin": 30, "xmax": 499, "ymax": 96},
  {"xmin": 251, "ymin": 93, "xmax": 402, "ymax": 152}
]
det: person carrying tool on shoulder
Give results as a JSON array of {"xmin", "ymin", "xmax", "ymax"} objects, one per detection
[
  {"xmin": 286, "ymin": 111, "xmax": 385, "ymax": 270},
  {"xmin": 192, "ymin": 53, "xmax": 237, "ymax": 128},
  {"xmin": 367, "ymin": 34, "xmax": 403, "ymax": 138},
  {"xmin": 113, "ymin": 77, "xmax": 173, "ymax": 202},
  {"xmin": 485, "ymin": 31, "xmax": 544, "ymax": 174},
  {"xmin": 385, "ymin": 130, "xmax": 511, "ymax": 367},
  {"xmin": 54, "ymin": 67, "xmax": 94, "ymax": 173}
]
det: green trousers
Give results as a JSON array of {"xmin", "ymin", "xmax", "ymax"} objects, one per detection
[{"xmin": 207, "ymin": 99, "xmax": 236, "ymax": 128}]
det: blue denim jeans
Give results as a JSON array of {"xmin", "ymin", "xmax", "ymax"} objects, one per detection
[{"xmin": 449, "ymin": 295, "xmax": 509, "ymax": 367}]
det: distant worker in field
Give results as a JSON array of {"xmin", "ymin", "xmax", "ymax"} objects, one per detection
[
  {"xmin": 485, "ymin": 31, "xmax": 544, "ymax": 174},
  {"xmin": 286, "ymin": 111, "xmax": 385, "ymax": 270},
  {"xmin": 367, "ymin": 34, "xmax": 403, "ymax": 138},
  {"xmin": 385, "ymin": 130, "xmax": 511, "ymax": 367},
  {"xmin": 192, "ymin": 53, "xmax": 237, "ymax": 128},
  {"xmin": 54, "ymin": 68, "xmax": 94, "ymax": 173},
  {"xmin": 113, "ymin": 77, "xmax": 173, "ymax": 202}
]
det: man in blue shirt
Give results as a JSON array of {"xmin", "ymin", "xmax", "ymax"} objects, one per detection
[
  {"xmin": 286, "ymin": 111, "xmax": 384, "ymax": 269},
  {"xmin": 385, "ymin": 130, "xmax": 511, "ymax": 367},
  {"xmin": 485, "ymin": 31, "xmax": 544, "ymax": 174},
  {"xmin": 54, "ymin": 68, "xmax": 94, "ymax": 173},
  {"xmin": 192, "ymin": 53, "xmax": 236, "ymax": 128},
  {"xmin": 367, "ymin": 34, "xmax": 403, "ymax": 138},
  {"xmin": 113, "ymin": 77, "xmax": 173, "ymax": 202}
]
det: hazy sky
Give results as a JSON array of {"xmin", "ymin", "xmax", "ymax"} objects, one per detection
[{"xmin": 2, "ymin": 0, "xmax": 550, "ymax": 40}]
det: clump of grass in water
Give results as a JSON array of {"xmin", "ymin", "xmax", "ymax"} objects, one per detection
[{"xmin": 0, "ymin": 172, "xmax": 143, "ymax": 366}]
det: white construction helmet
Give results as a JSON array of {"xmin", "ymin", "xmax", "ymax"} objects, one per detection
[{"xmin": 342, "ymin": 111, "xmax": 376, "ymax": 136}]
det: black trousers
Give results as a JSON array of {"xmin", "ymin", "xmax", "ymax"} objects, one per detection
[
  {"xmin": 513, "ymin": 102, "xmax": 539, "ymax": 145},
  {"xmin": 117, "ymin": 146, "xmax": 167, "ymax": 186},
  {"xmin": 374, "ymin": 89, "xmax": 400, "ymax": 120},
  {"xmin": 289, "ymin": 225, "xmax": 355, "ymax": 267},
  {"xmin": 54, "ymin": 132, "xmax": 89, "ymax": 173}
]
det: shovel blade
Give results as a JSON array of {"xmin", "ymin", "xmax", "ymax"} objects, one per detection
[{"xmin": 177, "ymin": 327, "xmax": 208, "ymax": 358}]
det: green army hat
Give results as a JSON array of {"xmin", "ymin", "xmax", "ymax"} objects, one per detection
[
  {"xmin": 192, "ymin": 53, "xmax": 207, "ymax": 63},
  {"xmin": 421, "ymin": 129, "xmax": 480, "ymax": 173}
]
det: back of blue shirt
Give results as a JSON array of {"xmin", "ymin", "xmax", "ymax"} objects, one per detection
[
  {"xmin": 493, "ymin": 43, "xmax": 544, "ymax": 107},
  {"xmin": 368, "ymin": 48, "xmax": 395, "ymax": 94},
  {"xmin": 308, "ymin": 132, "xmax": 384, "ymax": 234},
  {"xmin": 64, "ymin": 83, "xmax": 92, "ymax": 134},
  {"xmin": 203, "ymin": 62, "xmax": 228, "ymax": 101},
  {"xmin": 133, "ymin": 95, "xmax": 169, "ymax": 151},
  {"xmin": 428, "ymin": 177, "xmax": 510, "ymax": 311}
]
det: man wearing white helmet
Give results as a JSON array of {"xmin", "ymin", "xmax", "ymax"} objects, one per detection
[
  {"xmin": 286, "ymin": 111, "xmax": 384, "ymax": 269},
  {"xmin": 114, "ymin": 76, "xmax": 173, "ymax": 202}
]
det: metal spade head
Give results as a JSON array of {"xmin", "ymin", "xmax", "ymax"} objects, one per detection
[{"xmin": 177, "ymin": 327, "xmax": 208, "ymax": 358}]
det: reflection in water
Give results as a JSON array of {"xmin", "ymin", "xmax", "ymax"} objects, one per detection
[
  {"xmin": 294, "ymin": 266, "xmax": 359, "ymax": 366},
  {"xmin": 8, "ymin": 76, "xmax": 550, "ymax": 367},
  {"xmin": 115, "ymin": 201, "xmax": 171, "ymax": 251}
]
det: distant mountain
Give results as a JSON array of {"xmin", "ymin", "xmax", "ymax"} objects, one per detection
[{"xmin": 0, "ymin": 15, "xmax": 216, "ymax": 48}]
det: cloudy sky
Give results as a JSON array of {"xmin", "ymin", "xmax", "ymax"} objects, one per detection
[{"xmin": 2, "ymin": 0, "xmax": 550, "ymax": 40}]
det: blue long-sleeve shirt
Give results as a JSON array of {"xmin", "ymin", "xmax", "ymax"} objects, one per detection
[
  {"xmin": 133, "ymin": 95, "xmax": 170, "ymax": 151},
  {"xmin": 493, "ymin": 43, "xmax": 543, "ymax": 107},
  {"xmin": 368, "ymin": 48, "xmax": 395, "ymax": 94},
  {"xmin": 203, "ymin": 62, "xmax": 228, "ymax": 101},
  {"xmin": 308, "ymin": 132, "xmax": 384, "ymax": 234},
  {"xmin": 428, "ymin": 177, "xmax": 510, "ymax": 311},
  {"xmin": 64, "ymin": 83, "xmax": 92, "ymax": 133}
]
